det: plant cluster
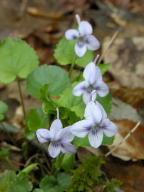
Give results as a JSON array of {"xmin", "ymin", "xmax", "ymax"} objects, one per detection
[
  {"xmin": 36, "ymin": 14, "xmax": 117, "ymax": 158},
  {"xmin": 0, "ymin": 14, "xmax": 121, "ymax": 192}
]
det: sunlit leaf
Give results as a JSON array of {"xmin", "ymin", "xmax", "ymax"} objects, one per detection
[
  {"xmin": 25, "ymin": 108, "xmax": 49, "ymax": 140},
  {"xmin": 54, "ymin": 38, "xmax": 94, "ymax": 66},
  {"xmin": 27, "ymin": 65, "xmax": 69, "ymax": 99},
  {"xmin": 0, "ymin": 38, "xmax": 39, "ymax": 83}
]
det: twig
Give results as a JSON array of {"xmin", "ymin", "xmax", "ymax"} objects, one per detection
[
  {"xmin": 98, "ymin": 28, "xmax": 121, "ymax": 64},
  {"xmin": 105, "ymin": 121, "xmax": 141, "ymax": 157},
  {"xmin": 17, "ymin": 78, "xmax": 26, "ymax": 119}
]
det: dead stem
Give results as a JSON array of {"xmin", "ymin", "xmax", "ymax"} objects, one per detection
[
  {"xmin": 98, "ymin": 28, "xmax": 121, "ymax": 64},
  {"xmin": 105, "ymin": 121, "xmax": 141, "ymax": 157}
]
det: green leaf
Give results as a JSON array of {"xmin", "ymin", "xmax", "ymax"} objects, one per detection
[
  {"xmin": 75, "ymin": 50, "xmax": 94, "ymax": 67},
  {"xmin": 33, "ymin": 189, "xmax": 44, "ymax": 192},
  {"xmin": 102, "ymin": 136, "xmax": 114, "ymax": 145},
  {"xmin": 73, "ymin": 136, "xmax": 90, "ymax": 147},
  {"xmin": 27, "ymin": 65, "xmax": 69, "ymax": 99},
  {"xmin": 56, "ymin": 87, "xmax": 85, "ymax": 119},
  {"xmin": 61, "ymin": 154, "xmax": 75, "ymax": 171},
  {"xmin": 54, "ymin": 154, "xmax": 75, "ymax": 171},
  {"xmin": 97, "ymin": 63, "xmax": 111, "ymax": 74},
  {"xmin": 18, "ymin": 163, "xmax": 38, "ymax": 177},
  {"xmin": 0, "ymin": 171, "xmax": 33, "ymax": 192},
  {"xmin": 97, "ymin": 94, "xmax": 112, "ymax": 114},
  {"xmin": 54, "ymin": 38, "xmax": 75, "ymax": 65},
  {"xmin": 54, "ymin": 38, "xmax": 94, "ymax": 66},
  {"xmin": 10, "ymin": 176, "xmax": 33, "ymax": 192},
  {"xmin": 0, "ymin": 101, "xmax": 8, "ymax": 120},
  {"xmin": 25, "ymin": 108, "xmax": 49, "ymax": 140},
  {"xmin": 74, "ymin": 135, "xmax": 114, "ymax": 147},
  {"xmin": 57, "ymin": 173, "xmax": 71, "ymax": 188},
  {"xmin": 0, "ymin": 114, "xmax": 4, "ymax": 121},
  {"xmin": 0, "ymin": 101, "xmax": 8, "ymax": 114},
  {"xmin": 0, "ymin": 38, "xmax": 39, "ymax": 83},
  {"xmin": 39, "ymin": 176, "xmax": 58, "ymax": 192}
]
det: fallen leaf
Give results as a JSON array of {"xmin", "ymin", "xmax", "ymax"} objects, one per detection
[
  {"xmin": 104, "ymin": 159, "xmax": 144, "ymax": 192},
  {"xmin": 103, "ymin": 37, "xmax": 144, "ymax": 89},
  {"xmin": 108, "ymin": 120, "xmax": 144, "ymax": 161}
]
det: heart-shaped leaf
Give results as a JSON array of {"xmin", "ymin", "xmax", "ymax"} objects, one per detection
[
  {"xmin": 27, "ymin": 65, "xmax": 69, "ymax": 99},
  {"xmin": 0, "ymin": 38, "xmax": 39, "ymax": 83}
]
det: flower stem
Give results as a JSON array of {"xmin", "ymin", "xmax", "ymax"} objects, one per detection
[{"xmin": 17, "ymin": 78, "xmax": 26, "ymax": 119}]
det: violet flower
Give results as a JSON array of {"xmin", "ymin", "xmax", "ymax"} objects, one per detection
[
  {"xmin": 73, "ymin": 59, "xmax": 109, "ymax": 104},
  {"xmin": 65, "ymin": 14, "xmax": 100, "ymax": 57},
  {"xmin": 36, "ymin": 109, "xmax": 75, "ymax": 158},
  {"xmin": 71, "ymin": 101, "xmax": 117, "ymax": 148}
]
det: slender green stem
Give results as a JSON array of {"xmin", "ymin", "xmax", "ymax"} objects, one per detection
[{"xmin": 17, "ymin": 78, "xmax": 26, "ymax": 119}]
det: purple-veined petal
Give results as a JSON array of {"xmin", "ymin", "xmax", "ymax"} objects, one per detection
[
  {"xmin": 101, "ymin": 119, "xmax": 118, "ymax": 137},
  {"xmin": 49, "ymin": 119, "xmax": 63, "ymax": 140},
  {"xmin": 73, "ymin": 81, "xmax": 88, "ymax": 96},
  {"xmin": 61, "ymin": 143, "xmax": 76, "ymax": 154},
  {"xmin": 71, "ymin": 120, "xmax": 92, "ymax": 137},
  {"xmin": 88, "ymin": 129, "xmax": 103, "ymax": 148},
  {"xmin": 79, "ymin": 21, "xmax": 92, "ymax": 36},
  {"xmin": 36, "ymin": 129, "xmax": 50, "ymax": 143},
  {"xmin": 65, "ymin": 29, "xmax": 79, "ymax": 40},
  {"xmin": 50, "ymin": 119, "xmax": 63, "ymax": 131},
  {"xmin": 96, "ymin": 80, "xmax": 109, "ymax": 97},
  {"xmin": 83, "ymin": 92, "xmax": 92, "ymax": 104},
  {"xmin": 95, "ymin": 101, "xmax": 107, "ymax": 120},
  {"xmin": 48, "ymin": 143, "xmax": 61, "ymax": 158},
  {"xmin": 84, "ymin": 35, "xmax": 100, "ymax": 50},
  {"xmin": 60, "ymin": 127, "xmax": 74, "ymax": 142},
  {"xmin": 75, "ymin": 42, "xmax": 87, "ymax": 57},
  {"xmin": 84, "ymin": 101, "xmax": 102, "ymax": 124},
  {"xmin": 83, "ymin": 62, "xmax": 102, "ymax": 84}
]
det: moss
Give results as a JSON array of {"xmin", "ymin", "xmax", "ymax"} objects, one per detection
[{"xmin": 67, "ymin": 156, "xmax": 121, "ymax": 192}]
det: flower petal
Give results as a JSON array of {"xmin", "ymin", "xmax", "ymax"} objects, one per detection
[
  {"xmin": 84, "ymin": 101, "xmax": 102, "ymax": 124},
  {"xmin": 95, "ymin": 101, "xmax": 107, "ymax": 120},
  {"xmin": 82, "ymin": 92, "xmax": 91, "ymax": 104},
  {"xmin": 101, "ymin": 119, "xmax": 118, "ymax": 137},
  {"xmin": 83, "ymin": 62, "xmax": 102, "ymax": 84},
  {"xmin": 79, "ymin": 21, "xmax": 92, "ymax": 36},
  {"xmin": 95, "ymin": 80, "xmax": 109, "ymax": 97},
  {"xmin": 61, "ymin": 143, "xmax": 76, "ymax": 154},
  {"xmin": 49, "ymin": 119, "xmax": 63, "ymax": 140},
  {"xmin": 75, "ymin": 42, "xmax": 87, "ymax": 57},
  {"xmin": 50, "ymin": 119, "xmax": 63, "ymax": 131},
  {"xmin": 84, "ymin": 35, "xmax": 100, "ymax": 50},
  {"xmin": 60, "ymin": 127, "xmax": 74, "ymax": 142},
  {"xmin": 36, "ymin": 129, "xmax": 50, "ymax": 143},
  {"xmin": 73, "ymin": 81, "xmax": 88, "ymax": 96},
  {"xmin": 71, "ymin": 120, "xmax": 92, "ymax": 137},
  {"xmin": 88, "ymin": 130, "xmax": 103, "ymax": 148},
  {"xmin": 48, "ymin": 143, "xmax": 61, "ymax": 158},
  {"xmin": 65, "ymin": 29, "xmax": 79, "ymax": 40}
]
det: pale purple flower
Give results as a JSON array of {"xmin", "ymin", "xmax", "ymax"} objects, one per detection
[
  {"xmin": 71, "ymin": 101, "xmax": 117, "ymax": 148},
  {"xmin": 65, "ymin": 14, "xmax": 100, "ymax": 57},
  {"xmin": 36, "ymin": 119, "xmax": 75, "ymax": 158},
  {"xmin": 73, "ymin": 61, "xmax": 109, "ymax": 104}
]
